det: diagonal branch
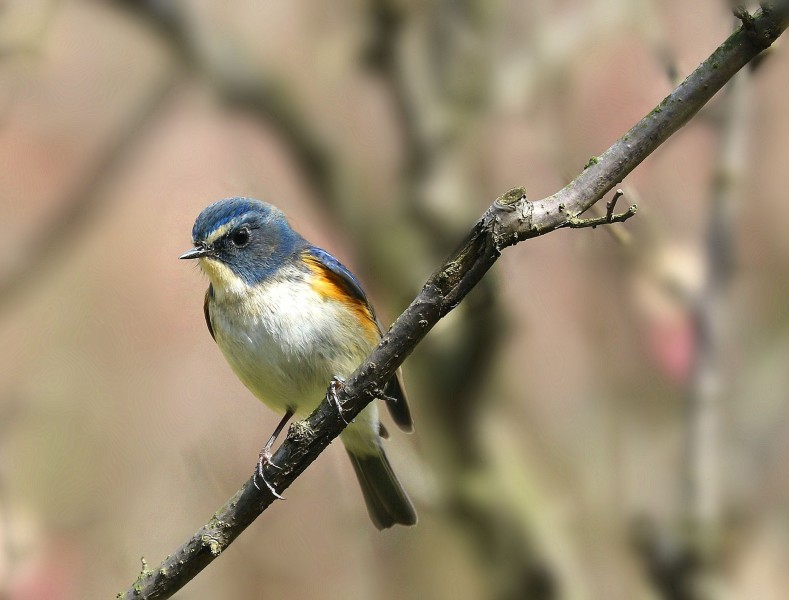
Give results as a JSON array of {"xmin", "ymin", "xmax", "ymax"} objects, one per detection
[
  {"xmin": 0, "ymin": 74, "xmax": 178, "ymax": 313},
  {"xmin": 121, "ymin": 5, "xmax": 789, "ymax": 599}
]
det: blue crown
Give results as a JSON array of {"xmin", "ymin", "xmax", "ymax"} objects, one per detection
[{"xmin": 192, "ymin": 197, "xmax": 266, "ymax": 243}]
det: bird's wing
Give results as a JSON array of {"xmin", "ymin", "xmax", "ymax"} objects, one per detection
[
  {"xmin": 302, "ymin": 247, "xmax": 413, "ymax": 432},
  {"xmin": 204, "ymin": 284, "xmax": 216, "ymax": 341},
  {"xmin": 303, "ymin": 246, "xmax": 374, "ymax": 315}
]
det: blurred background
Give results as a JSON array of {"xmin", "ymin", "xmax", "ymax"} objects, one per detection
[{"xmin": 1, "ymin": 1, "xmax": 788, "ymax": 598}]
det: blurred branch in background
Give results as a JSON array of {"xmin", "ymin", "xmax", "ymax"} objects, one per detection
[
  {"xmin": 681, "ymin": 23, "xmax": 748, "ymax": 600},
  {"xmin": 0, "ymin": 398, "xmax": 22, "ymax": 600},
  {"xmin": 588, "ymin": 25, "xmax": 750, "ymax": 600},
  {"xmin": 113, "ymin": 0, "xmax": 348, "ymax": 223},
  {"xmin": 0, "ymin": 72, "xmax": 178, "ymax": 313},
  {"xmin": 632, "ymin": 11, "xmax": 750, "ymax": 599}
]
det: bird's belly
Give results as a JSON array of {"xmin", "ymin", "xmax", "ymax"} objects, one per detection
[{"xmin": 209, "ymin": 280, "xmax": 376, "ymax": 417}]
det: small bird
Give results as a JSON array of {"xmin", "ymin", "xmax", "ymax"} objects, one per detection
[{"xmin": 180, "ymin": 197, "xmax": 417, "ymax": 529}]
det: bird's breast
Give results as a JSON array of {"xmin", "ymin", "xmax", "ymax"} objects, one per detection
[{"xmin": 207, "ymin": 273, "xmax": 377, "ymax": 414}]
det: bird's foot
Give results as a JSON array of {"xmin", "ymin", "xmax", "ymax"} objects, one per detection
[
  {"xmin": 327, "ymin": 376, "xmax": 349, "ymax": 424},
  {"xmin": 254, "ymin": 445, "xmax": 285, "ymax": 499}
]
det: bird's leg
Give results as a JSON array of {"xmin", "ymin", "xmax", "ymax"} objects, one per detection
[
  {"xmin": 327, "ymin": 376, "xmax": 349, "ymax": 424},
  {"xmin": 254, "ymin": 409, "xmax": 294, "ymax": 499}
]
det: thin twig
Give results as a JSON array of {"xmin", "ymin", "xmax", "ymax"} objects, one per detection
[
  {"xmin": 565, "ymin": 204, "xmax": 638, "ymax": 229},
  {"xmin": 607, "ymin": 189, "xmax": 625, "ymax": 221},
  {"xmin": 563, "ymin": 188, "xmax": 637, "ymax": 229}
]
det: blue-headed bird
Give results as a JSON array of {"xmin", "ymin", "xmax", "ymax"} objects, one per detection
[{"xmin": 180, "ymin": 198, "xmax": 416, "ymax": 529}]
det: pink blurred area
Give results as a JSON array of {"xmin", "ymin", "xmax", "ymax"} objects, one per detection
[{"xmin": 1, "ymin": 1, "xmax": 788, "ymax": 599}]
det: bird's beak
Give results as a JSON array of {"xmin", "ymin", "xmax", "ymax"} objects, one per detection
[{"xmin": 179, "ymin": 245, "xmax": 210, "ymax": 260}]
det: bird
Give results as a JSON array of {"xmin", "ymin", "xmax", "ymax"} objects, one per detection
[{"xmin": 180, "ymin": 197, "xmax": 417, "ymax": 529}]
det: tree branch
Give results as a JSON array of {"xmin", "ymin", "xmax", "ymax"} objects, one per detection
[{"xmin": 121, "ymin": 5, "xmax": 789, "ymax": 599}]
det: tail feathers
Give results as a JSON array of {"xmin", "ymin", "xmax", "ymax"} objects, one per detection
[{"xmin": 346, "ymin": 447, "xmax": 417, "ymax": 530}]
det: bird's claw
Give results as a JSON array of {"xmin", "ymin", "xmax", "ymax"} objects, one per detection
[
  {"xmin": 328, "ymin": 376, "xmax": 349, "ymax": 424},
  {"xmin": 254, "ymin": 446, "xmax": 285, "ymax": 499}
]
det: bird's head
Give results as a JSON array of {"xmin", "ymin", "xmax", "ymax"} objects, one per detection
[{"xmin": 180, "ymin": 197, "xmax": 304, "ymax": 291}]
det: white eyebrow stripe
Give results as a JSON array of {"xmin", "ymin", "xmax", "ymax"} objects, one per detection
[{"xmin": 204, "ymin": 219, "xmax": 240, "ymax": 246}]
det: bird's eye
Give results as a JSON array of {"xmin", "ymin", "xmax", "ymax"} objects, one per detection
[{"xmin": 231, "ymin": 228, "xmax": 250, "ymax": 248}]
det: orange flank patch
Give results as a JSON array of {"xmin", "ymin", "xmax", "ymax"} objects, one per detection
[{"xmin": 303, "ymin": 255, "xmax": 379, "ymax": 343}]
